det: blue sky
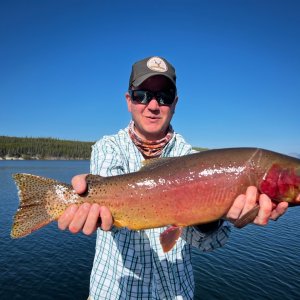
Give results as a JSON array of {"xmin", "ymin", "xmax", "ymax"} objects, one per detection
[{"xmin": 1, "ymin": 0, "xmax": 299, "ymax": 155}]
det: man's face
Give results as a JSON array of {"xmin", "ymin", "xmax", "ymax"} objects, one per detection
[{"xmin": 126, "ymin": 75, "xmax": 178, "ymax": 141}]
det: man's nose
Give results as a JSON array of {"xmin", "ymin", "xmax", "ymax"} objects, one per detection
[{"xmin": 147, "ymin": 98, "xmax": 160, "ymax": 110}]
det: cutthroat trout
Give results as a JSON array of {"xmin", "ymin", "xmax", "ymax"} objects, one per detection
[{"xmin": 11, "ymin": 148, "xmax": 300, "ymax": 252}]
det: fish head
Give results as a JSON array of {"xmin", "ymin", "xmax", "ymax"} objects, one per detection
[{"xmin": 260, "ymin": 164, "xmax": 300, "ymax": 205}]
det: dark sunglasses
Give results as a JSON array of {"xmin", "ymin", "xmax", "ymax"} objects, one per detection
[{"xmin": 128, "ymin": 89, "xmax": 176, "ymax": 106}]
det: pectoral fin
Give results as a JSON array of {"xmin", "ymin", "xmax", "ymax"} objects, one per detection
[
  {"xmin": 160, "ymin": 226, "xmax": 183, "ymax": 252},
  {"xmin": 233, "ymin": 204, "xmax": 260, "ymax": 228}
]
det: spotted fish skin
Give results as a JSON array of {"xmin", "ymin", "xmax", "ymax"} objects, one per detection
[{"xmin": 11, "ymin": 148, "xmax": 300, "ymax": 244}]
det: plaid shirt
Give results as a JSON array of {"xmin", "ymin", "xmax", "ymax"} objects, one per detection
[{"xmin": 89, "ymin": 125, "xmax": 231, "ymax": 300}]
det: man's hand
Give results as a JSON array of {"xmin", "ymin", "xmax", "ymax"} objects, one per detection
[
  {"xmin": 57, "ymin": 174, "xmax": 113, "ymax": 235},
  {"xmin": 226, "ymin": 186, "xmax": 288, "ymax": 226}
]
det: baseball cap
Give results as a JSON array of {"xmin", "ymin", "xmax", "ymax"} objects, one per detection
[{"xmin": 129, "ymin": 56, "xmax": 176, "ymax": 89}]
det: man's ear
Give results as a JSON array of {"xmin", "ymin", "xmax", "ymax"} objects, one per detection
[{"xmin": 125, "ymin": 92, "xmax": 132, "ymax": 112}]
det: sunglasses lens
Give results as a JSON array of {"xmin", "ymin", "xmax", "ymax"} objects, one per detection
[
  {"xmin": 130, "ymin": 90, "xmax": 176, "ymax": 105},
  {"xmin": 130, "ymin": 90, "xmax": 148, "ymax": 103},
  {"xmin": 157, "ymin": 91, "xmax": 176, "ymax": 105}
]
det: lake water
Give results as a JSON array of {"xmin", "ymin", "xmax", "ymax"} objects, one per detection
[{"xmin": 0, "ymin": 160, "xmax": 299, "ymax": 300}]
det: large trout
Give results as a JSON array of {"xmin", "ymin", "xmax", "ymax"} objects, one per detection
[{"xmin": 11, "ymin": 148, "xmax": 300, "ymax": 252}]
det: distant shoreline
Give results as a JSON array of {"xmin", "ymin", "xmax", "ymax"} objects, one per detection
[
  {"xmin": 0, "ymin": 136, "xmax": 93, "ymax": 161},
  {"xmin": 0, "ymin": 156, "xmax": 89, "ymax": 161}
]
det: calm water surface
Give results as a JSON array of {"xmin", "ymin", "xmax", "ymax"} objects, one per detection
[{"xmin": 0, "ymin": 160, "xmax": 299, "ymax": 299}]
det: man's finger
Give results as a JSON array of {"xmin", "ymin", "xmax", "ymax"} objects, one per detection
[
  {"xmin": 99, "ymin": 206, "xmax": 113, "ymax": 231},
  {"xmin": 71, "ymin": 174, "xmax": 88, "ymax": 194},
  {"xmin": 253, "ymin": 194, "xmax": 272, "ymax": 226},
  {"xmin": 58, "ymin": 204, "xmax": 78, "ymax": 230},
  {"xmin": 82, "ymin": 204, "xmax": 101, "ymax": 235},
  {"xmin": 226, "ymin": 194, "xmax": 246, "ymax": 221},
  {"xmin": 68, "ymin": 203, "xmax": 91, "ymax": 233},
  {"xmin": 270, "ymin": 202, "xmax": 289, "ymax": 221},
  {"xmin": 240, "ymin": 186, "xmax": 258, "ymax": 217}
]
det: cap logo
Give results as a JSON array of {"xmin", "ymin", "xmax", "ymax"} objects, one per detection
[{"xmin": 147, "ymin": 57, "xmax": 168, "ymax": 73}]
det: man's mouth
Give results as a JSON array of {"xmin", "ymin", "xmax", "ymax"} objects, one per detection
[{"xmin": 146, "ymin": 116, "xmax": 160, "ymax": 120}]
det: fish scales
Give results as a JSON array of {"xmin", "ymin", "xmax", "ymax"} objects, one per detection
[
  {"xmin": 11, "ymin": 147, "xmax": 300, "ymax": 251},
  {"xmin": 87, "ymin": 149, "xmax": 257, "ymax": 228}
]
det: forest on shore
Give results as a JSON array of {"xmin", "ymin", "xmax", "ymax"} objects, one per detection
[
  {"xmin": 0, "ymin": 136, "xmax": 208, "ymax": 160},
  {"xmin": 0, "ymin": 136, "xmax": 94, "ymax": 160}
]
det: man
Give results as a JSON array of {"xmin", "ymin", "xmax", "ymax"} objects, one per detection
[{"xmin": 58, "ymin": 56, "xmax": 288, "ymax": 299}]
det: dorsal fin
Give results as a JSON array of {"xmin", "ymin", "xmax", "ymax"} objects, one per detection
[
  {"xmin": 86, "ymin": 174, "xmax": 105, "ymax": 185},
  {"xmin": 140, "ymin": 157, "xmax": 177, "ymax": 171}
]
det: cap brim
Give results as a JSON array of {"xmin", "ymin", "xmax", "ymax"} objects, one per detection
[{"xmin": 132, "ymin": 73, "xmax": 176, "ymax": 88}]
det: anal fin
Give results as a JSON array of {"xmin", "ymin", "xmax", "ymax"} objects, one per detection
[{"xmin": 159, "ymin": 226, "xmax": 182, "ymax": 252}]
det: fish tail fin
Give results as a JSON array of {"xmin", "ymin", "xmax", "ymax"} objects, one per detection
[{"xmin": 11, "ymin": 173, "xmax": 74, "ymax": 238}]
